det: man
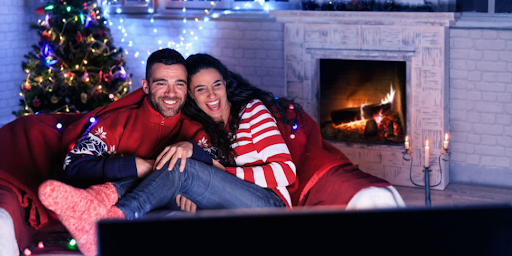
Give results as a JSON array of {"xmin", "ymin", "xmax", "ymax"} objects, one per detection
[{"xmin": 61, "ymin": 48, "xmax": 211, "ymax": 187}]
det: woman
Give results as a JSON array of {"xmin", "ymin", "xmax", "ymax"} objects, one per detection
[{"xmin": 39, "ymin": 53, "xmax": 299, "ymax": 256}]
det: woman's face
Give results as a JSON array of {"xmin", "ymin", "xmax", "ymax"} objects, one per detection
[{"xmin": 189, "ymin": 68, "xmax": 231, "ymax": 124}]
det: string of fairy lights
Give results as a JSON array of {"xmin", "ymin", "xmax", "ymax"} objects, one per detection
[{"xmin": 102, "ymin": 1, "xmax": 221, "ymax": 65}]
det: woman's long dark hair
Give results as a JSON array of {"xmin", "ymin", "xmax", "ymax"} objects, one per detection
[{"xmin": 183, "ymin": 53, "xmax": 301, "ymax": 165}]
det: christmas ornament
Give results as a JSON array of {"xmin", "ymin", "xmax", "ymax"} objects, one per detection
[
  {"xmin": 75, "ymin": 32, "xmax": 82, "ymax": 43},
  {"xmin": 51, "ymin": 96, "xmax": 59, "ymax": 104},
  {"xmin": 81, "ymin": 93, "xmax": 88, "ymax": 104},
  {"xmin": 33, "ymin": 98, "xmax": 41, "ymax": 107}
]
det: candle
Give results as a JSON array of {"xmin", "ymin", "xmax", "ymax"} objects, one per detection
[
  {"xmin": 404, "ymin": 136, "xmax": 410, "ymax": 150},
  {"xmin": 443, "ymin": 133, "xmax": 449, "ymax": 149},
  {"xmin": 425, "ymin": 139, "xmax": 430, "ymax": 167}
]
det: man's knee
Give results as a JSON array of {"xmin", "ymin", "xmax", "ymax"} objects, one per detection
[{"xmin": 346, "ymin": 186, "xmax": 406, "ymax": 210}]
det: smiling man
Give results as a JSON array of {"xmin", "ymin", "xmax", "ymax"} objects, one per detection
[{"xmin": 61, "ymin": 48, "xmax": 210, "ymax": 186}]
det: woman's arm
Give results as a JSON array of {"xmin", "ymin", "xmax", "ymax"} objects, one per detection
[{"xmin": 225, "ymin": 100, "xmax": 296, "ymax": 188}]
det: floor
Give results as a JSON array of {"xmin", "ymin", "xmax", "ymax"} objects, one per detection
[{"xmin": 394, "ymin": 183, "xmax": 512, "ymax": 208}]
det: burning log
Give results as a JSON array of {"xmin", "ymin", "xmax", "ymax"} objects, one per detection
[
  {"xmin": 330, "ymin": 107, "xmax": 361, "ymax": 125},
  {"xmin": 331, "ymin": 103, "xmax": 392, "ymax": 125}
]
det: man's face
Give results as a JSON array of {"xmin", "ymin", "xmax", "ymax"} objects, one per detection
[{"xmin": 142, "ymin": 63, "xmax": 188, "ymax": 117}]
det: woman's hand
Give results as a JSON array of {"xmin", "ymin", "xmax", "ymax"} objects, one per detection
[
  {"xmin": 154, "ymin": 141, "xmax": 193, "ymax": 172},
  {"xmin": 136, "ymin": 157, "xmax": 155, "ymax": 178},
  {"xmin": 212, "ymin": 159, "xmax": 226, "ymax": 171},
  {"xmin": 176, "ymin": 194, "xmax": 197, "ymax": 213}
]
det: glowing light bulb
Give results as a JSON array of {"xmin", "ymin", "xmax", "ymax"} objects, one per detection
[
  {"xmin": 89, "ymin": 117, "xmax": 96, "ymax": 123},
  {"xmin": 69, "ymin": 239, "xmax": 77, "ymax": 246},
  {"xmin": 56, "ymin": 123, "xmax": 63, "ymax": 129}
]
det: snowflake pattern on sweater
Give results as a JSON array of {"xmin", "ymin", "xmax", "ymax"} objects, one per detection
[{"xmin": 63, "ymin": 129, "xmax": 110, "ymax": 170}]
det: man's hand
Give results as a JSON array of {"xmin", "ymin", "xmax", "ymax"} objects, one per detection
[
  {"xmin": 135, "ymin": 157, "xmax": 155, "ymax": 178},
  {"xmin": 155, "ymin": 141, "xmax": 193, "ymax": 172},
  {"xmin": 176, "ymin": 194, "xmax": 197, "ymax": 213}
]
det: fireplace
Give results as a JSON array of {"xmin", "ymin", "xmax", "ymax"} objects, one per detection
[
  {"xmin": 271, "ymin": 11, "xmax": 457, "ymax": 189},
  {"xmin": 320, "ymin": 59, "xmax": 406, "ymax": 144}
]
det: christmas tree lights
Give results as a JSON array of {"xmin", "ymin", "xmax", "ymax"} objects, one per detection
[{"xmin": 15, "ymin": 0, "xmax": 132, "ymax": 117}]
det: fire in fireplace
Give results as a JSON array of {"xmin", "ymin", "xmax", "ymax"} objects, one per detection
[{"xmin": 320, "ymin": 59, "xmax": 406, "ymax": 144}]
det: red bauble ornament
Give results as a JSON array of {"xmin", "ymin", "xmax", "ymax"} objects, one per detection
[
  {"xmin": 41, "ymin": 31, "xmax": 50, "ymax": 42},
  {"xmin": 33, "ymin": 98, "xmax": 41, "ymax": 107},
  {"xmin": 75, "ymin": 32, "xmax": 82, "ymax": 43}
]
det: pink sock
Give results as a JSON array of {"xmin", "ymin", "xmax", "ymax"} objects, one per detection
[
  {"xmin": 38, "ymin": 180, "xmax": 118, "ymax": 218},
  {"xmin": 59, "ymin": 216, "xmax": 98, "ymax": 256}
]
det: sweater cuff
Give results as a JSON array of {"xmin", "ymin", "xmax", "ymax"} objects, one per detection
[
  {"xmin": 188, "ymin": 140, "xmax": 213, "ymax": 166},
  {"xmin": 104, "ymin": 155, "xmax": 138, "ymax": 179}
]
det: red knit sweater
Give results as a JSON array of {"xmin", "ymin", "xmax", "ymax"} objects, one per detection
[{"xmin": 62, "ymin": 97, "xmax": 209, "ymax": 182}]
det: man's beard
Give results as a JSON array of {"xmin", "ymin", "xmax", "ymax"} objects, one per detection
[{"xmin": 148, "ymin": 94, "xmax": 184, "ymax": 117}]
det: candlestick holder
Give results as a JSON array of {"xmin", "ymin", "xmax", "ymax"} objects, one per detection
[
  {"xmin": 402, "ymin": 148, "xmax": 413, "ymax": 161},
  {"xmin": 402, "ymin": 150, "xmax": 442, "ymax": 207}
]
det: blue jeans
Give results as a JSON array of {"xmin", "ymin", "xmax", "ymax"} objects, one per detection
[{"xmin": 113, "ymin": 159, "xmax": 286, "ymax": 218}]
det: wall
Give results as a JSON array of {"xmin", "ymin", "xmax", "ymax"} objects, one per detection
[
  {"xmin": 449, "ymin": 25, "xmax": 512, "ymax": 188},
  {"xmin": 0, "ymin": 0, "xmax": 38, "ymax": 126},
  {"xmin": 107, "ymin": 16, "xmax": 285, "ymax": 97}
]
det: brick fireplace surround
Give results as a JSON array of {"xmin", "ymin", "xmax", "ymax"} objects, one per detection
[{"xmin": 271, "ymin": 11, "xmax": 458, "ymax": 189}]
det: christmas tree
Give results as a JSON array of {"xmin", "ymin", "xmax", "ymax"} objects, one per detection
[{"xmin": 14, "ymin": 0, "xmax": 131, "ymax": 116}]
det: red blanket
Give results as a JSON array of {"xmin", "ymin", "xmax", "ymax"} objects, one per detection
[
  {"xmin": 0, "ymin": 88, "xmax": 390, "ymax": 248},
  {"xmin": 276, "ymin": 107, "xmax": 391, "ymax": 206}
]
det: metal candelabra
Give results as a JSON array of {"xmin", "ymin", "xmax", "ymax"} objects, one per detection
[{"xmin": 402, "ymin": 148, "xmax": 450, "ymax": 207}]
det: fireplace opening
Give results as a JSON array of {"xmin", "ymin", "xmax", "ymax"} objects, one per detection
[{"xmin": 320, "ymin": 59, "xmax": 406, "ymax": 144}]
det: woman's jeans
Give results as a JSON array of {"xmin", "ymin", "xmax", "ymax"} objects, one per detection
[{"xmin": 112, "ymin": 159, "xmax": 286, "ymax": 218}]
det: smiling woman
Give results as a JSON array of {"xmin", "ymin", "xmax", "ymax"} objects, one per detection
[{"xmin": 189, "ymin": 68, "xmax": 231, "ymax": 124}]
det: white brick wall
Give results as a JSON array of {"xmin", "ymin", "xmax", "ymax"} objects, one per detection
[
  {"xmin": 0, "ymin": 0, "xmax": 38, "ymax": 126},
  {"xmin": 107, "ymin": 17, "xmax": 285, "ymax": 97},
  {"xmin": 450, "ymin": 27, "xmax": 512, "ymax": 187}
]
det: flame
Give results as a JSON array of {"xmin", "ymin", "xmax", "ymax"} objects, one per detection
[
  {"xmin": 405, "ymin": 135, "xmax": 409, "ymax": 142},
  {"xmin": 381, "ymin": 84, "xmax": 396, "ymax": 105},
  {"xmin": 426, "ymin": 139, "xmax": 429, "ymax": 147},
  {"xmin": 445, "ymin": 133, "xmax": 449, "ymax": 141},
  {"xmin": 337, "ymin": 84, "xmax": 396, "ymax": 128}
]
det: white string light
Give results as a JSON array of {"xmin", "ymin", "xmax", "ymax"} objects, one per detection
[{"xmin": 101, "ymin": 1, "xmax": 218, "ymax": 61}]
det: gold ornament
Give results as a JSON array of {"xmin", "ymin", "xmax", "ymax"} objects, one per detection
[
  {"xmin": 81, "ymin": 93, "xmax": 88, "ymax": 104},
  {"xmin": 51, "ymin": 96, "xmax": 59, "ymax": 104}
]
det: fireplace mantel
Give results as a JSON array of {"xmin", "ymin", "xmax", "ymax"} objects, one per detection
[{"xmin": 270, "ymin": 11, "xmax": 457, "ymax": 189}]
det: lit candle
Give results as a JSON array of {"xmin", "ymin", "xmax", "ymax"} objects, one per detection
[
  {"xmin": 425, "ymin": 140, "xmax": 430, "ymax": 167},
  {"xmin": 404, "ymin": 136, "xmax": 410, "ymax": 150},
  {"xmin": 443, "ymin": 133, "xmax": 449, "ymax": 149}
]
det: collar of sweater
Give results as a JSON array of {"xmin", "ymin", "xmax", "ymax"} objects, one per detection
[{"xmin": 141, "ymin": 97, "xmax": 183, "ymax": 125}]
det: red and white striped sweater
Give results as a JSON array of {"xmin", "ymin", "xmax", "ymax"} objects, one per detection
[{"xmin": 225, "ymin": 99, "xmax": 296, "ymax": 207}]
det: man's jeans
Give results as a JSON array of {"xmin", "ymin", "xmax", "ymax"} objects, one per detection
[{"xmin": 113, "ymin": 159, "xmax": 286, "ymax": 218}]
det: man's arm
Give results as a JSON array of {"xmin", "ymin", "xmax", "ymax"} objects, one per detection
[{"xmin": 62, "ymin": 126, "xmax": 139, "ymax": 183}]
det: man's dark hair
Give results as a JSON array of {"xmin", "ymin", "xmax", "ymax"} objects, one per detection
[{"xmin": 145, "ymin": 48, "xmax": 186, "ymax": 81}]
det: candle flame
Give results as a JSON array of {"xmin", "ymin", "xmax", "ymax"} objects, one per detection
[
  {"xmin": 426, "ymin": 139, "xmax": 429, "ymax": 147},
  {"xmin": 405, "ymin": 136, "xmax": 408, "ymax": 142},
  {"xmin": 445, "ymin": 133, "xmax": 449, "ymax": 141}
]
